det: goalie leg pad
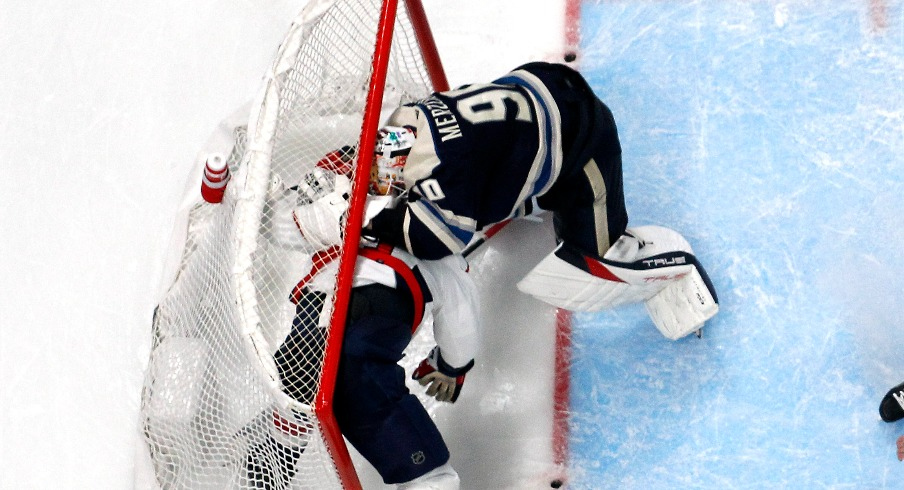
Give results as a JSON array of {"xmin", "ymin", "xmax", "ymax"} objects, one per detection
[
  {"xmin": 645, "ymin": 260, "xmax": 719, "ymax": 340},
  {"xmin": 517, "ymin": 225, "xmax": 719, "ymax": 339},
  {"xmin": 515, "ymin": 245, "xmax": 673, "ymax": 311},
  {"xmin": 516, "ymin": 226, "xmax": 696, "ymax": 312}
]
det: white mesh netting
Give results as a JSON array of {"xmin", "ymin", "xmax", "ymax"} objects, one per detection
[{"xmin": 139, "ymin": 1, "xmax": 434, "ymax": 488}]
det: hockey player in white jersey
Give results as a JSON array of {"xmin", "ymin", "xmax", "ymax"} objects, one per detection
[
  {"xmin": 366, "ymin": 61, "xmax": 719, "ymax": 339},
  {"xmin": 249, "ymin": 130, "xmax": 477, "ymax": 489}
]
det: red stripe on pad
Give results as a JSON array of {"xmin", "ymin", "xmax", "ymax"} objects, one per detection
[{"xmin": 584, "ymin": 256, "xmax": 626, "ymax": 282}]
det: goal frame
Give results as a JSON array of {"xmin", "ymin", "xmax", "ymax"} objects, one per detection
[{"xmin": 314, "ymin": 1, "xmax": 449, "ymax": 487}]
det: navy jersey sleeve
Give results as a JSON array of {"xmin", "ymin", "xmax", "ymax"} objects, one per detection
[{"xmin": 366, "ymin": 201, "xmax": 464, "ymax": 260}]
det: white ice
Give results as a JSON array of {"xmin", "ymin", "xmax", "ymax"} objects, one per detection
[{"xmin": 0, "ymin": 0, "xmax": 567, "ymax": 488}]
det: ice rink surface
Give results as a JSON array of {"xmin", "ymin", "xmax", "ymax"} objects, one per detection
[
  {"xmin": 2, "ymin": 0, "xmax": 903, "ymax": 488},
  {"xmin": 570, "ymin": 1, "xmax": 904, "ymax": 487}
]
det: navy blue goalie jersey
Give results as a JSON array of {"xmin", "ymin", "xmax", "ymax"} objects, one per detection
[{"xmin": 368, "ymin": 62, "xmax": 627, "ymax": 260}]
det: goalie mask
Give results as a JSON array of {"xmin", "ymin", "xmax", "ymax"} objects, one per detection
[{"xmin": 371, "ymin": 126, "xmax": 416, "ymax": 196}]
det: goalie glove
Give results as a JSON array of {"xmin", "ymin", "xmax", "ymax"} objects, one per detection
[
  {"xmin": 290, "ymin": 182, "xmax": 350, "ymax": 249},
  {"xmin": 294, "ymin": 146, "xmax": 354, "ymax": 204},
  {"xmin": 268, "ymin": 174, "xmax": 350, "ymax": 250},
  {"xmin": 296, "ymin": 167, "xmax": 335, "ymax": 204},
  {"xmin": 412, "ymin": 347, "xmax": 474, "ymax": 403}
]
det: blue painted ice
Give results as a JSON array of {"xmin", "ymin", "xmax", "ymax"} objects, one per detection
[
  {"xmin": 569, "ymin": 1, "xmax": 904, "ymax": 487},
  {"xmin": 3, "ymin": 0, "xmax": 902, "ymax": 488}
]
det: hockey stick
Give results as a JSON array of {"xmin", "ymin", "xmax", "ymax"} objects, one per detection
[{"xmin": 462, "ymin": 219, "xmax": 511, "ymax": 258}]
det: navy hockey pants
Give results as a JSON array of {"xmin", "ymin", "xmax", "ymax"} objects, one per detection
[
  {"xmin": 335, "ymin": 284, "xmax": 449, "ymax": 484},
  {"xmin": 524, "ymin": 61, "xmax": 630, "ymax": 258},
  {"xmin": 277, "ymin": 284, "xmax": 449, "ymax": 485}
]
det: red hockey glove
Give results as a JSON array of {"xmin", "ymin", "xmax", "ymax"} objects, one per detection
[{"xmin": 412, "ymin": 347, "xmax": 474, "ymax": 403}]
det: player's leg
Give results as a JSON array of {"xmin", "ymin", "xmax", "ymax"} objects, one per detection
[
  {"xmin": 334, "ymin": 284, "xmax": 454, "ymax": 486},
  {"xmin": 546, "ymin": 154, "xmax": 628, "ymax": 259},
  {"xmin": 276, "ymin": 290, "xmax": 329, "ymax": 404},
  {"xmin": 522, "ymin": 67, "xmax": 717, "ymax": 339},
  {"xmin": 242, "ymin": 291, "xmax": 327, "ymax": 488},
  {"xmin": 538, "ymin": 89, "xmax": 628, "ymax": 259},
  {"xmin": 243, "ymin": 410, "xmax": 308, "ymax": 490}
]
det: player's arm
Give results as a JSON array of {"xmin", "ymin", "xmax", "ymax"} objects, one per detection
[
  {"xmin": 411, "ymin": 254, "xmax": 479, "ymax": 402},
  {"xmin": 366, "ymin": 199, "xmax": 475, "ymax": 260}
]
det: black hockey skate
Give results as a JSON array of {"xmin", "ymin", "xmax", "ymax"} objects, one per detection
[{"xmin": 879, "ymin": 381, "xmax": 904, "ymax": 423}]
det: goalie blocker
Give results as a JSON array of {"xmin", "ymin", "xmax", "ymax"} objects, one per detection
[{"xmin": 516, "ymin": 225, "xmax": 719, "ymax": 340}]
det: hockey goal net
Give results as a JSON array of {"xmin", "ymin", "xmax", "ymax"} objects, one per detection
[{"xmin": 139, "ymin": 0, "xmax": 447, "ymax": 488}]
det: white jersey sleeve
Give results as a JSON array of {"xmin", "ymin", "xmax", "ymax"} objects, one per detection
[{"xmin": 417, "ymin": 254, "xmax": 480, "ymax": 369}]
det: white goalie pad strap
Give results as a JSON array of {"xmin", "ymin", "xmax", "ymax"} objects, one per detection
[{"xmin": 645, "ymin": 264, "xmax": 719, "ymax": 340}]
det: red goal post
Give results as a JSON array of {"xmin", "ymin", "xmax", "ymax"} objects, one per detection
[
  {"xmin": 314, "ymin": 0, "xmax": 450, "ymax": 487},
  {"xmin": 139, "ymin": 0, "xmax": 449, "ymax": 488}
]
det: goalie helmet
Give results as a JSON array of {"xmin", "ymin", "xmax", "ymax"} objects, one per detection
[{"xmin": 371, "ymin": 125, "xmax": 416, "ymax": 196}]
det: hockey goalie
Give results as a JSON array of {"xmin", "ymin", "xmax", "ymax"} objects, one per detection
[{"xmin": 359, "ymin": 60, "xmax": 720, "ymax": 339}]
